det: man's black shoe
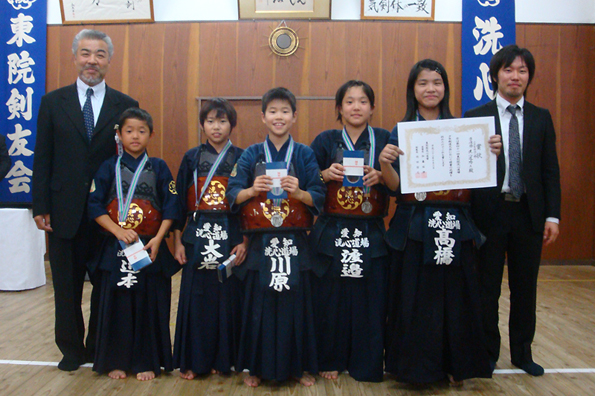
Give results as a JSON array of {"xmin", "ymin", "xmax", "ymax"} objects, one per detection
[
  {"xmin": 512, "ymin": 361, "xmax": 544, "ymax": 376},
  {"xmin": 57, "ymin": 357, "xmax": 82, "ymax": 371}
]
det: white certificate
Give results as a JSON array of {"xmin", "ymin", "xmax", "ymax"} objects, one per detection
[
  {"xmin": 397, "ymin": 117, "xmax": 497, "ymax": 194},
  {"xmin": 266, "ymin": 167, "xmax": 287, "ymax": 188}
]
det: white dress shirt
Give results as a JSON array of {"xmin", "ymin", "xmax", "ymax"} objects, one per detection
[
  {"xmin": 495, "ymin": 93, "xmax": 558, "ymax": 224},
  {"xmin": 76, "ymin": 78, "xmax": 106, "ymax": 127}
]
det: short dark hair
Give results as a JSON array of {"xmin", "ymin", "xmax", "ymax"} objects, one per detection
[
  {"xmin": 489, "ymin": 44, "xmax": 535, "ymax": 94},
  {"xmin": 335, "ymin": 80, "xmax": 375, "ymax": 123},
  {"xmin": 261, "ymin": 87, "xmax": 297, "ymax": 113},
  {"xmin": 199, "ymin": 98, "xmax": 237, "ymax": 130},
  {"xmin": 118, "ymin": 107, "xmax": 154, "ymax": 134},
  {"xmin": 402, "ymin": 59, "xmax": 453, "ymax": 121}
]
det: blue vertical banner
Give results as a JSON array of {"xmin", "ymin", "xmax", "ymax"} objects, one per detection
[
  {"xmin": 0, "ymin": 0, "xmax": 46, "ymax": 207},
  {"xmin": 462, "ymin": 0, "xmax": 516, "ymax": 114}
]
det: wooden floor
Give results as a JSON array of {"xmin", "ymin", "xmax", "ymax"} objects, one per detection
[{"xmin": 1, "ymin": 264, "xmax": 595, "ymax": 396}]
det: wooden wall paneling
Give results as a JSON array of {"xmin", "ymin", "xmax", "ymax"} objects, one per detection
[
  {"xmin": 159, "ymin": 24, "xmax": 193, "ymax": 172},
  {"xmin": 43, "ymin": 22, "xmax": 595, "ymax": 261},
  {"xmin": 379, "ymin": 21, "xmax": 411, "ymax": 127},
  {"xmin": 186, "ymin": 24, "xmax": 201, "ymax": 152},
  {"xmin": 98, "ymin": 25, "xmax": 130, "ymax": 95},
  {"xmin": 232, "ymin": 100, "xmax": 267, "ymax": 149},
  {"xmin": 199, "ymin": 22, "xmax": 239, "ymax": 97},
  {"xmin": 552, "ymin": 25, "xmax": 595, "ymax": 260},
  {"xmin": 308, "ymin": 22, "xmax": 348, "ymax": 97},
  {"xmin": 586, "ymin": 25, "xmax": 595, "ymax": 261},
  {"xmin": 239, "ymin": 22, "xmax": 279, "ymax": 95},
  {"xmin": 127, "ymin": 24, "xmax": 163, "ymax": 159},
  {"xmin": 273, "ymin": 22, "xmax": 309, "ymax": 144},
  {"xmin": 347, "ymin": 22, "xmax": 384, "ymax": 124},
  {"xmin": 236, "ymin": 21, "xmax": 283, "ymax": 96},
  {"xmin": 306, "ymin": 22, "xmax": 348, "ymax": 141},
  {"xmin": 553, "ymin": 25, "xmax": 589, "ymax": 260},
  {"xmin": 45, "ymin": 26, "xmax": 66, "ymax": 90},
  {"xmin": 445, "ymin": 23, "xmax": 462, "ymax": 118},
  {"xmin": 304, "ymin": 98, "xmax": 337, "ymax": 143},
  {"xmin": 521, "ymin": 24, "xmax": 593, "ymax": 260}
]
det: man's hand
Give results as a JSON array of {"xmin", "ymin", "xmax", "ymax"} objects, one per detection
[
  {"xmin": 489, "ymin": 134, "xmax": 503, "ymax": 156},
  {"xmin": 543, "ymin": 221, "xmax": 559, "ymax": 246},
  {"xmin": 34, "ymin": 214, "xmax": 53, "ymax": 232}
]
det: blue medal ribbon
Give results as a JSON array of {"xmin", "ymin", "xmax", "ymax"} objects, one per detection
[
  {"xmin": 263, "ymin": 136, "xmax": 294, "ymax": 206},
  {"xmin": 115, "ymin": 153, "xmax": 149, "ymax": 225},
  {"xmin": 341, "ymin": 126, "xmax": 375, "ymax": 194},
  {"xmin": 193, "ymin": 140, "xmax": 232, "ymax": 208}
]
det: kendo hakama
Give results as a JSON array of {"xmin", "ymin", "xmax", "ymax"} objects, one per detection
[
  {"xmin": 309, "ymin": 127, "xmax": 391, "ymax": 382},
  {"xmin": 227, "ymin": 138, "xmax": 326, "ymax": 382},
  {"xmin": 87, "ymin": 153, "xmax": 181, "ymax": 376},
  {"xmin": 384, "ymin": 191, "xmax": 492, "ymax": 383},
  {"xmin": 173, "ymin": 143, "xmax": 244, "ymax": 374}
]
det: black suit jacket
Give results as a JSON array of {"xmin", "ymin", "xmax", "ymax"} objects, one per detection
[
  {"xmin": 0, "ymin": 134, "xmax": 10, "ymax": 181},
  {"xmin": 464, "ymin": 99, "xmax": 561, "ymax": 233},
  {"xmin": 32, "ymin": 83, "xmax": 138, "ymax": 239}
]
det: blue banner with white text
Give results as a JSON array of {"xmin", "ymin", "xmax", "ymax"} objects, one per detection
[
  {"xmin": 462, "ymin": 0, "xmax": 515, "ymax": 114},
  {"xmin": 0, "ymin": 0, "xmax": 46, "ymax": 206}
]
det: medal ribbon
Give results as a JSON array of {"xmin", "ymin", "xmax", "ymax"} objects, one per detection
[
  {"xmin": 193, "ymin": 140, "xmax": 232, "ymax": 208},
  {"xmin": 264, "ymin": 135, "xmax": 294, "ymax": 206},
  {"xmin": 115, "ymin": 153, "xmax": 149, "ymax": 225},
  {"xmin": 341, "ymin": 126, "xmax": 375, "ymax": 194}
]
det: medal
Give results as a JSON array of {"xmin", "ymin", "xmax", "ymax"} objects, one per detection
[
  {"xmin": 361, "ymin": 199, "xmax": 373, "ymax": 213},
  {"xmin": 115, "ymin": 153, "xmax": 148, "ymax": 228},
  {"xmin": 263, "ymin": 136, "xmax": 295, "ymax": 222},
  {"xmin": 415, "ymin": 192, "xmax": 427, "ymax": 201},
  {"xmin": 341, "ymin": 125, "xmax": 376, "ymax": 197},
  {"xmin": 271, "ymin": 213, "xmax": 284, "ymax": 227},
  {"xmin": 194, "ymin": 140, "xmax": 232, "ymax": 209}
]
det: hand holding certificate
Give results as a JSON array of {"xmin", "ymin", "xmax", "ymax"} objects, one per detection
[
  {"xmin": 119, "ymin": 240, "xmax": 153, "ymax": 271},
  {"xmin": 266, "ymin": 161, "xmax": 288, "ymax": 200},
  {"xmin": 397, "ymin": 117, "xmax": 498, "ymax": 194},
  {"xmin": 343, "ymin": 150, "xmax": 365, "ymax": 187},
  {"xmin": 217, "ymin": 254, "xmax": 237, "ymax": 283}
]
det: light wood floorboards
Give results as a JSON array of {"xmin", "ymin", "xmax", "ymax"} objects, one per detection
[{"xmin": 1, "ymin": 265, "xmax": 595, "ymax": 395}]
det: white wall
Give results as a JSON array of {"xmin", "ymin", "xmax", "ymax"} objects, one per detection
[{"xmin": 47, "ymin": 0, "xmax": 595, "ymax": 25}]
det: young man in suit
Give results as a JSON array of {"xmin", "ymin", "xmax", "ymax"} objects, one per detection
[
  {"xmin": 464, "ymin": 45, "xmax": 561, "ymax": 377},
  {"xmin": 32, "ymin": 29, "xmax": 139, "ymax": 371}
]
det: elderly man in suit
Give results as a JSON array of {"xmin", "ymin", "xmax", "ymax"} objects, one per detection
[
  {"xmin": 0, "ymin": 134, "xmax": 10, "ymax": 181},
  {"xmin": 464, "ymin": 44, "xmax": 561, "ymax": 377},
  {"xmin": 32, "ymin": 29, "xmax": 138, "ymax": 371}
]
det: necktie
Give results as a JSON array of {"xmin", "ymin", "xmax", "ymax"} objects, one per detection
[
  {"xmin": 83, "ymin": 88, "xmax": 94, "ymax": 141},
  {"xmin": 507, "ymin": 104, "xmax": 523, "ymax": 198}
]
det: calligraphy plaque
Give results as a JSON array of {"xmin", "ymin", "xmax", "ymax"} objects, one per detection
[
  {"xmin": 60, "ymin": 0, "xmax": 154, "ymax": 24},
  {"xmin": 361, "ymin": 0, "xmax": 434, "ymax": 21},
  {"xmin": 239, "ymin": 0, "xmax": 331, "ymax": 20}
]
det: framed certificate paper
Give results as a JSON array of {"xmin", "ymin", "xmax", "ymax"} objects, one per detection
[
  {"xmin": 397, "ymin": 117, "xmax": 497, "ymax": 194},
  {"xmin": 361, "ymin": 0, "xmax": 434, "ymax": 21},
  {"xmin": 60, "ymin": 0, "xmax": 154, "ymax": 24},
  {"xmin": 239, "ymin": 0, "xmax": 332, "ymax": 20}
]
